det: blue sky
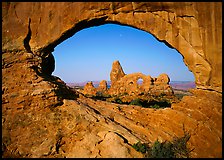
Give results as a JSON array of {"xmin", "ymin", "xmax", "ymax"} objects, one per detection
[{"xmin": 52, "ymin": 24, "xmax": 195, "ymax": 83}]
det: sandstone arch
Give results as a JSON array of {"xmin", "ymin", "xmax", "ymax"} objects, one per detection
[
  {"xmin": 2, "ymin": 2, "xmax": 222, "ymax": 92},
  {"xmin": 2, "ymin": 2, "xmax": 222, "ymax": 158}
]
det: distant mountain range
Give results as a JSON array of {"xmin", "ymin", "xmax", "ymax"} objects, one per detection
[
  {"xmin": 169, "ymin": 81, "xmax": 196, "ymax": 90},
  {"xmin": 67, "ymin": 81, "xmax": 196, "ymax": 91}
]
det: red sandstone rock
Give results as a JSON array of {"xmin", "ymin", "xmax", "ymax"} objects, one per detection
[
  {"xmin": 1, "ymin": 2, "xmax": 222, "ymax": 158},
  {"xmin": 97, "ymin": 80, "xmax": 108, "ymax": 94},
  {"xmin": 106, "ymin": 61, "xmax": 174, "ymax": 97},
  {"xmin": 1, "ymin": 51, "xmax": 222, "ymax": 158},
  {"xmin": 82, "ymin": 81, "xmax": 97, "ymax": 96},
  {"xmin": 81, "ymin": 61, "xmax": 174, "ymax": 103},
  {"xmin": 110, "ymin": 60, "xmax": 125, "ymax": 86},
  {"xmin": 2, "ymin": 2, "xmax": 222, "ymax": 92},
  {"xmin": 154, "ymin": 73, "xmax": 170, "ymax": 85}
]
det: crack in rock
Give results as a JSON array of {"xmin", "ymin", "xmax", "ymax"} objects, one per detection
[{"xmin": 23, "ymin": 18, "xmax": 33, "ymax": 53}]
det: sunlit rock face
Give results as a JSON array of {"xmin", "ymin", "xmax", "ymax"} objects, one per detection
[
  {"xmin": 2, "ymin": 2, "xmax": 222, "ymax": 92},
  {"xmin": 2, "ymin": 2, "xmax": 222, "ymax": 158},
  {"xmin": 110, "ymin": 60, "xmax": 125, "ymax": 87},
  {"xmin": 107, "ymin": 61, "xmax": 174, "ymax": 96},
  {"xmin": 82, "ymin": 60, "xmax": 174, "ymax": 98},
  {"xmin": 97, "ymin": 80, "xmax": 108, "ymax": 94},
  {"xmin": 83, "ymin": 81, "xmax": 97, "ymax": 96}
]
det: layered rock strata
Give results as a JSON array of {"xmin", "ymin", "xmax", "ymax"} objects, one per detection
[
  {"xmin": 2, "ymin": 2, "xmax": 222, "ymax": 92},
  {"xmin": 2, "ymin": 2, "xmax": 222, "ymax": 158}
]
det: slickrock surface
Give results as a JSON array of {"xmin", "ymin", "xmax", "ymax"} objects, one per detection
[
  {"xmin": 77, "ymin": 89, "xmax": 222, "ymax": 158},
  {"xmin": 2, "ymin": 2, "xmax": 222, "ymax": 158},
  {"xmin": 2, "ymin": 51, "xmax": 222, "ymax": 158}
]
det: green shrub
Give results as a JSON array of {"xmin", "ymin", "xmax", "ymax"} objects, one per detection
[
  {"xmin": 132, "ymin": 141, "xmax": 149, "ymax": 154},
  {"xmin": 112, "ymin": 98, "xmax": 123, "ymax": 104},
  {"xmin": 132, "ymin": 132, "xmax": 192, "ymax": 158},
  {"xmin": 148, "ymin": 100, "xmax": 171, "ymax": 109},
  {"xmin": 128, "ymin": 99, "xmax": 171, "ymax": 109},
  {"xmin": 129, "ymin": 99, "xmax": 142, "ymax": 106},
  {"xmin": 150, "ymin": 104, "xmax": 160, "ymax": 109},
  {"xmin": 171, "ymin": 132, "xmax": 191, "ymax": 158},
  {"xmin": 96, "ymin": 91, "xmax": 103, "ymax": 97},
  {"xmin": 149, "ymin": 140, "xmax": 174, "ymax": 158},
  {"xmin": 91, "ymin": 92, "xmax": 112, "ymax": 101}
]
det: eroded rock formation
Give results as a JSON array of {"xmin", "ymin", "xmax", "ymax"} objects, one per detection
[
  {"xmin": 2, "ymin": 2, "xmax": 222, "ymax": 158},
  {"xmin": 2, "ymin": 2, "xmax": 222, "ymax": 92},
  {"xmin": 97, "ymin": 80, "xmax": 108, "ymax": 94},
  {"xmin": 82, "ymin": 81, "xmax": 97, "ymax": 96},
  {"xmin": 82, "ymin": 60, "xmax": 174, "ymax": 97},
  {"xmin": 110, "ymin": 60, "xmax": 126, "ymax": 86}
]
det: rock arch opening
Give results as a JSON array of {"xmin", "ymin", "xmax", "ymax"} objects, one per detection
[
  {"xmin": 137, "ymin": 78, "xmax": 143, "ymax": 85},
  {"xmin": 51, "ymin": 23, "xmax": 195, "ymax": 86},
  {"xmin": 51, "ymin": 22, "xmax": 195, "ymax": 104},
  {"xmin": 2, "ymin": 3, "xmax": 222, "ymax": 158}
]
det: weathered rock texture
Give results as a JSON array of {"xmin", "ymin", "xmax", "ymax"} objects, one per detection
[
  {"xmin": 82, "ymin": 60, "xmax": 174, "ymax": 97},
  {"xmin": 110, "ymin": 60, "xmax": 126, "ymax": 87},
  {"xmin": 108, "ymin": 60, "xmax": 174, "ymax": 96},
  {"xmin": 97, "ymin": 80, "xmax": 108, "ymax": 94},
  {"xmin": 2, "ymin": 2, "xmax": 222, "ymax": 158},
  {"xmin": 2, "ymin": 2, "xmax": 222, "ymax": 92},
  {"xmin": 82, "ymin": 81, "xmax": 97, "ymax": 96}
]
